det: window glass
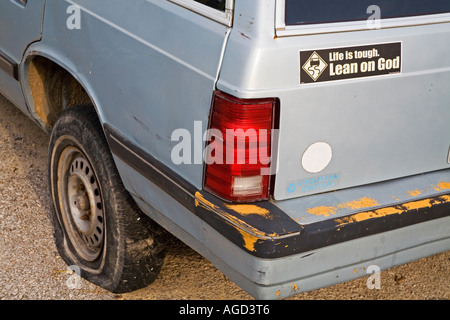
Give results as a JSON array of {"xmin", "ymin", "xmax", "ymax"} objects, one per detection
[
  {"xmin": 285, "ymin": 0, "xmax": 450, "ymax": 25},
  {"xmin": 194, "ymin": 0, "xmax": 226, "ymax": 11}
]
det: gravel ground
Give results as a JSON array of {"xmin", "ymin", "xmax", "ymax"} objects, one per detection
[{"xmin": 0, "ymin": 93, "xmax": 448, "ymax": 300}]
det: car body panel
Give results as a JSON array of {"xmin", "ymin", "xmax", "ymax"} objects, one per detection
[{"xmin": 0, "ymin": 0, "xmax": 45, "ymax": 113}]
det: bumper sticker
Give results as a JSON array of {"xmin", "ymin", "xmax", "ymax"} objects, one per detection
[{"xmin": 300, "ymin": 42, "xmax": 401, "ymax": 84}]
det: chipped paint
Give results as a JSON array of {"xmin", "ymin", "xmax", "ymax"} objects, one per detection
[
  {"xmin": 224, "ymin": 204, "xmax": 272, "ymax": 219},
  {"xmin": 306, "ymin": 197, "xmax": 379, "ymax": 217}
]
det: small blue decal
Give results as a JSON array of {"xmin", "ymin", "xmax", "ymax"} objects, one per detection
[{"xmin": 287, "ymin": 173, "xmax": 340, "ymax": 194}]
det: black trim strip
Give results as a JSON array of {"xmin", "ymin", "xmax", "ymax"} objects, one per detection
[
  {"xmin": 104, "ymin": 124, "xmax": 450, "ymax": 258},
  {"xmin": 0, "ymin": 50, "xmax": 19, "ymax": 80}
]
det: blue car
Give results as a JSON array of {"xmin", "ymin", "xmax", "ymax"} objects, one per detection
[{"xmin": 0, "ymin": 0, "xmax": 449, "ymax": 299}]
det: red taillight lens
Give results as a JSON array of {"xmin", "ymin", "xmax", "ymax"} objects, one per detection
[{"xmin": 204, "ymin": 91, "xmax": 277, "ymax": 202}]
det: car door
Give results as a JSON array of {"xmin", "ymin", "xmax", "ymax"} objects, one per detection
[{"xmin": 0, "ymin": 0, "xmax": 45, "ymax": 113}]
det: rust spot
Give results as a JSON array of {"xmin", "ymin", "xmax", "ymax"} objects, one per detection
[
  {"xmin": 29, "ymin": 59, "xmax": 54, "ymax": 128},
  {"xmin": 27, "ymin": 56, "xmax": 90, "ymax": 130}
]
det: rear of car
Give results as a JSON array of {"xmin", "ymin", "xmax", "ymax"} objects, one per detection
[
  {"xmin": 1, "ymin": 0, "xmax": 448, "ymax": 300},
  {"xmin": 196, "ymin": 0, "xmax": 450, "ymax": 298}
]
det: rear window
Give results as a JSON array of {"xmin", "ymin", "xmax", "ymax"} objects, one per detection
[
  {"xmin": 285, "ymin": 0, "xmax": 450, "ymax": 25},
  {"xmin": 194, "ymin": 0, "xmax": 226, "ymax": 11}
]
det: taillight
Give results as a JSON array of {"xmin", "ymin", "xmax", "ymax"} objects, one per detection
[{"xmin": 203, "ymin": 91, "xmax": 277, "ymax": 202}]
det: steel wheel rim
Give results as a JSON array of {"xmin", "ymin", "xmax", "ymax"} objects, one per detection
[{"xmin": 58, "ymin": 146, "xmax": 105, "ymax": 262}]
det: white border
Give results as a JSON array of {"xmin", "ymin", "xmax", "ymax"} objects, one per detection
[
  {"xmin": 168, "ymin": 0, "xmax": 234, "ymax": 27},
  {"xmin": 276, "ymin": 0, "xmax": 450, "ymax": 37}
]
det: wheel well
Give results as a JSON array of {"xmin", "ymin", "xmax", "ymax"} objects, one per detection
[{"xmin": 27, "ymin": 56, "xmax": 92, "ymax": 131}]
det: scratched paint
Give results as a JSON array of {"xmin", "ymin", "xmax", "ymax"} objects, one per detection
[{"xmin": 306, "ymin": 197, "xmax": 380, "ymax": 217}]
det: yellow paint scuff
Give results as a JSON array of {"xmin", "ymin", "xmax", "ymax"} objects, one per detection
[
  {"xmin": 408, "ymin": 189, "xmax": 422, "ymax": 197},
  {"xmin": 336, "ymin": 206, "xmax": 402, "ymax": 226},
  {"xmin": 289, "ymin": 283, "xmax": 298, "ymax": 291},
  {"xmin": 402, "ymin": 199, "xmax": 434, "ymax": 211},
  {"xmin": 235, "ymin": 228, "xmax": 260, "ymax": 252},
  {"xmin": 194, "ymin": 191, "xmax": 219, "ymax": 211},
  {"xmin": 437, "ymin": 181, "xmax": 450, "ymax": 191},
  {"xmin": 306, "ymin": 197, "xmax": 380, "ymax": 217},
  {"xmin": 335, "ymin": 195, "xmax": 449, "ymax": 227},
  {"xmin": 194, "ymin": 192, "xmax": 278, "ymax": 253},
  {"xmin": 224, "ymin": 204, "xmax": 272, "ymax": 219},
  {"xmin": 405, "ymin": 181, "xmax": 450, "ymax": 197},
  {"xmin": 306, "ymin": 205, "xmax": 337, "ymax": 217}
]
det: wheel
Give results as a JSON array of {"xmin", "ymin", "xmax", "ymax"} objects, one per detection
[{"xmin": 49, "ymin": 104, "xmax": 166, "ymax": 293}]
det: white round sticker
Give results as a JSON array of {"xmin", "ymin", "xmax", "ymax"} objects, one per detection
[{"xmin": 301, "ymin": 142, "xmax": 333, "ymax": 173}]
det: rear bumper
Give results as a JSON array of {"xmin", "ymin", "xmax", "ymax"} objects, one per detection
[
  {"xmin": 193, "ymin": 190, "xmax": 450, "ymax": 299},
  {"xmin": 194, "ymin": 188, "xmax": 450, "ymax": 259},
  {"xmin": 105, "ymin": 124, "xmax": 450, "ymax": 299}
]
